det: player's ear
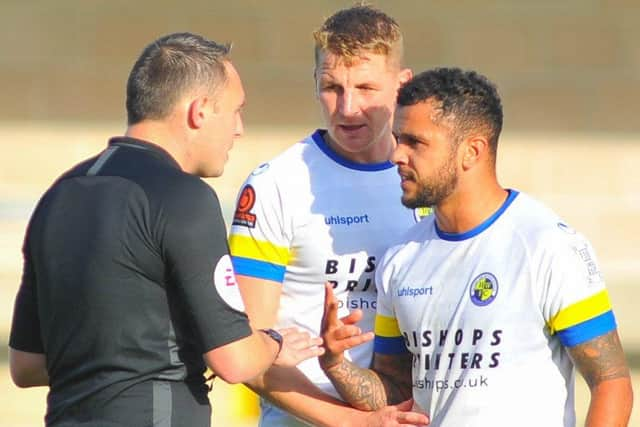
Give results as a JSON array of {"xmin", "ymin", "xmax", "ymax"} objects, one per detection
[
  {"xmin": 398, "ymin": 67, "xmax": 412, "ymax": 87},
  {"xmin": 461, "ymin": 135, "xmax": 489, "ymax": 171}
]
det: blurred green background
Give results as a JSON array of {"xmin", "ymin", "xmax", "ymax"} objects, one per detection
[{"xmin": 1, "ymin": 1, "xmax": 639, "ymax": 425}]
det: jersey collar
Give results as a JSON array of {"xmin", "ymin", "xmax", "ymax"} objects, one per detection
[
  {"xmin": 108, "ymin": 137, "xmax": 182, "ymax": 170},
  {"xmin": 435, "ymin": 189, "xmax": 520, "ymax": 241},
  {"xmin": 311, "ymin": 130, "xmax": 395, "ymax": 172}
]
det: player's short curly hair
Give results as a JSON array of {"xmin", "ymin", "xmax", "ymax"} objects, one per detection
[
  {"xmin": 313, "ymin": 4, "xmax": 403, "ymax": 68},
  {"xmin": 398, "ymin": 68, "xmax": 504, "ymax": 156},
  {"xmin": 126, "ymin": 32, "xmax": 231, "ymax": 125}
]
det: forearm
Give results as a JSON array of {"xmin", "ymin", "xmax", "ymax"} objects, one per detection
[
  {"xmin": 584, "ymin": 377, "xmax": 633, "ymax": 427},
  {"xmin": 568, "ymin": 330, "xmax": 633, "ymax": 427},
  {"xmin": 324, "ymin": 358, "xmax": 393, "ymax": 411},
  {"xmin": 205, "ymin": 331, "xmax": 278, "ymax": 384},
  {"xmin": 246, "ymin": 365, "xmax": 364, "ymax": 427},
  {"xmin": 319, "ymin": 284, "xmax": 412, "ymax": 412},
  {"xmin": 237, "ymin": 330, "xmax": 280, "ymax": 381}
]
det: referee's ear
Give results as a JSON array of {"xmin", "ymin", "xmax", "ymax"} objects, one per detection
[{"xmin": 186, "ymin": 95, "xmax": 210, "ymax": 130}]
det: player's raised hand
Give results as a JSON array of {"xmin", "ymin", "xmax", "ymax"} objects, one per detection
[
  {"xmin": 319, "ymin": 282, "xmax": 374, "ymax": 369},
  {"xmin": 274, "ymin": 327, "xmax": 325, "ymax": 367}
]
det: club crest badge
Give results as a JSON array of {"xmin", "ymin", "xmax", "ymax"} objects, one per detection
[{"xmin": 469, "ymin": 272, "xmax": 498, "ymax": 306}]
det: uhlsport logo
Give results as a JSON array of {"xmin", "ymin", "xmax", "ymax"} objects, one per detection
[
  {"xmin": 324, "ymin": 213, "xmax": 370, "ymax": 226},
  {"xmin": 469, "ymin": 272, "xmax": 498, "ymax": 306},
  {"xmin": 413, "ymin": 206, "xmax": 433, "ymax": 222}
]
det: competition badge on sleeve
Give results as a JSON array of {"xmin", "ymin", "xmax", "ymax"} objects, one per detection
[
  {"xmin": 213, "ymin": 254, "xmax": 246, "ymax": 312},
  {"xmin": 232, "ymin": 184, "xmax": 257, "ymax": 228}
]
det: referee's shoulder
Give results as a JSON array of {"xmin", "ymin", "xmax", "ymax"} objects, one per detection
[{"xmin": 157, "ymin": 171, "xmax": 220, "ymax": 207}]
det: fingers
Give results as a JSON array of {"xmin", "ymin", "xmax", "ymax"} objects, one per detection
[
  {"xmin": 333, "ymin": 330, "xmax": 375, "ymax": 351},
  {"xmin": 278, "ymin": 327, "xmax": 302, "ymax": 337},
  {"xmin": 367, "ymin": 401, "xmax": 430, "ymax": 427},
  {"xmin": 395, "ymin": 411, "xmax": 430, "ymax": 426},
  {"xmin": 393, "ymin": 399, "xmax": 414, "ymax": 411},
  {"xmin": 322, "ymin": 282, "xmax": 340, "ymax": 330},
  {"xmin": 273, "ymin": 328, "xmax": 325, "ymax": 367},
  {"xmin": 392, "ymin": 399, "xmax": 429, "ymax": 426},
  {"xmin": 340, "ymin": 308, "xmax": 364, "ymax": 325},
  {"xmin": 283, "ymin": 329, "xmax": 323, "ymax": 348},
  {"xmin": 322, "ymin": 326, "xmax": 374, "ymax": 363}
]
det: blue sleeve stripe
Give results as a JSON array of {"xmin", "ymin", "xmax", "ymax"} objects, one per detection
[
  {"xmin": 374, "ymin": 335, "xmax": 408, "ymax": 355},
  {"xmin": 231, "ymin": 256, "xmax": 286, "ymax": 283},
  {"xmin": 558, "ymin": 310, "xmax": 617, "ymax": 347}
]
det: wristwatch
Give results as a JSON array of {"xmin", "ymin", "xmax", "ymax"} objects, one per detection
[{"xmin": 260, "ymin": 328, "xmax": 283, "ymax": 356}]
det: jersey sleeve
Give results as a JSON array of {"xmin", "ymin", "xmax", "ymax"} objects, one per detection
[
  {"xmin": 228, "ymin": 165, "xmax": 292, "ymax": 283},
  {"xmin": 161, "ymin": 179, "xmax": 251, "ymax": 352},
  {"xmin": 373, "ymin": 248, "xmax": 409, "ymax": 355},
  {"xmin": 540, "ymin": 227, "xmax": 616, "ymax": 348},
  {"xmin": 9, "ymin": 230, "xmax": 45, "ymax": 353}
]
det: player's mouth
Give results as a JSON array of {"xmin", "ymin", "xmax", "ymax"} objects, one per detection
[
  {"xmin": 337, "ymin": 124, "xmax": 367, "ymax": 134},
  {"xmin": 398, "ymin": 168, "xmax": 415, "ymax": 182},
  {"xmin": 398, "ymin": 168, "xmax": 416, "ymax": 190}
]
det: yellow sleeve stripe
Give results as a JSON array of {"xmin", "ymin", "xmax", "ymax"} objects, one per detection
[
  {"xmin": 548, "ymin": 289, "xmax": 612, "ymax": 333},
  {"xmin": 375, "ymin": 314, "xmax": 402, "ymax": 338},
  {"xmin": 228, "ymin": 234, "xmax": 291, "ymax": 265}
]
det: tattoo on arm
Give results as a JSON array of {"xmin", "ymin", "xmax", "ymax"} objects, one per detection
[
  {"xmin": 325, "ymin": 359, "xmax": 387, "ymax": 411},
  {"xmin": 568, "ymin": 330, "xmax": 630, "ymax": 389},
  {"xmin": 324, "ymin": 352, "xmax": 413, "ymax": 411}
]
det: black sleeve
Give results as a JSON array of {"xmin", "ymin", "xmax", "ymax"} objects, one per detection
[
  {"xmin": 9, "ymin": 227, "xmax": 44, "ymax": 353},
  {"xmin": 160, "ymin": 178, "xmax": 252, "ymax": 352}
]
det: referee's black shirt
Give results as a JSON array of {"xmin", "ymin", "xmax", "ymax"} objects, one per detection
[{"xmin": 10, "ymin": 137, "xmax": 252, "ymax": 426}]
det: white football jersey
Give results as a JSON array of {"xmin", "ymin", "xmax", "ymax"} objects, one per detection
[
  {"xmin": 375, "ymin": 190, "xmax": 616, "ymax": 427},
  {"xmin": 229, "ymin": 130, "xmax": 428, "ymax": 426}
]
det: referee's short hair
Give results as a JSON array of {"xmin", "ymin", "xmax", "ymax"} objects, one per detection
[{"xmin": 126, "ymin": 32, "xmax": 231, "ymax": 125}]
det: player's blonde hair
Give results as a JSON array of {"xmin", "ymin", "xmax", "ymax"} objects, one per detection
[{"xmin": 313, "ymin": 4, "xmax": 404, "ymax": 68}]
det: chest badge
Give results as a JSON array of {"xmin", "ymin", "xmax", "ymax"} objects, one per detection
[{"xmin": 469, "ymin": 272, "xmax": 498, "ymax": 306}]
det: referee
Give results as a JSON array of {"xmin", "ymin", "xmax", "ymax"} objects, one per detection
[{"xmin": 9, "ymin": 32, "xmax": 322, "ymax": 427}]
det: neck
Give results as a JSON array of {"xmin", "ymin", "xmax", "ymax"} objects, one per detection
[
  {"xmin": 434, "ymin": 176, "xmax": 507, "ymax": 234},
  {"xmin": 125, "ymin": 121, "xmax": 191, "ymax": 172}
]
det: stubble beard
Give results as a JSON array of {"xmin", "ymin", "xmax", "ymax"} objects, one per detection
[{"xmin": 401, "ymin": 156, "xmax": 458, "ymax": 209}]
